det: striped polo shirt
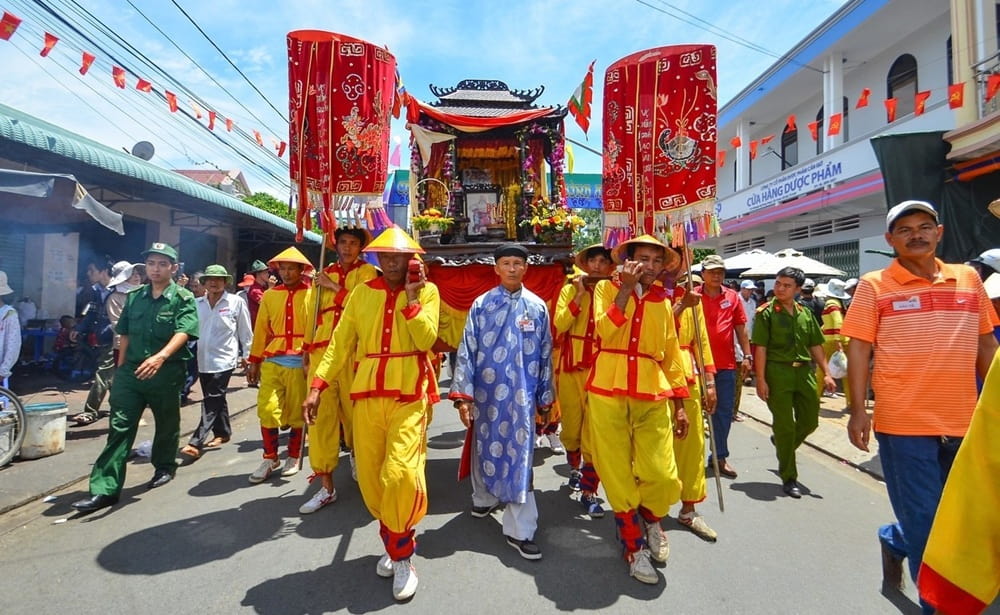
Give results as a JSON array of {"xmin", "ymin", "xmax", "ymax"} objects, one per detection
[{"xmin": 841, "ymin": 259, "xmax": 999, "ymax": 436}]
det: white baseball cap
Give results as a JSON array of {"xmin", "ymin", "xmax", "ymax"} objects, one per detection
[
  {"xmin": 969, "ymin": 248, "xmax": 1000, "ymax": 274},
  {"xmin": 886, "ymin": 200, "xmax": 938, "ymax": 232},
  {"xmin": 740, "ymin": 280, "xmax": 756, "ymax": 290}
]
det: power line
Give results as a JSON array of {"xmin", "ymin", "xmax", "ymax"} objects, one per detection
[{"xmin": 168, "ymin": 0, "xmax": 287, "ymax": 123}]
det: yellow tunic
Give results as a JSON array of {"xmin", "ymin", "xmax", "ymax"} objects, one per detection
[
  {"xmin": 673, "ymin": 293, "xmax": 716, "ymax": 505},
  {"xmin": 304, "ymin": 260, "xmax": 379, "ymax": 353},
  {"xmin": 247, "ymin": 283, "xmax": 311, "ymax": 362},
  {"xmin": 553, "ymin": 283, "xmax": 598, "ymax": 372}
]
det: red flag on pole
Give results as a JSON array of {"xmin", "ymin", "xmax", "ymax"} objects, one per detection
[
  {"xmin": 749, "ymin": 140, "xmax": 759, "ymax": 159},
  {"xmin": 165, "ymin": 91, "xmax": 178, "ymax": 112},
  {"xmin": 40, "ymin": 32, "xmax": 58, "ymax": 57},
  {"xmin": 760, "ymin": 134, "xmax": 775, "ymax": 145},
  {"xmin": 856, "ymin": 87, "xmax": 871, "ymax": 109},
  {"xmin": 884, "ymin": 98, "xmax": 898, "ymax": 122},
  {"xmin": 112, "ymin": 66, "xmax": 126, "ymax": 89},
  {"xmin": 807, "ymin": 121, "xmax": 819, "ymax": 141},
  {"xmin": 987, "ymin": 74, "xmax": 1000, "ymax": 102},
  {"xmin": 80, "ymin": 51, "xmax": 95, "ymax": 75},
  {"xmin": 717, "ymin": 150, "xmax": 726, "ymax": 168},
  {"xmin": 914, "ymin": 90, "xmax": 931, "ymax": 116},
  {"xmin": 948, "ymin": 83, "xmax": 965, "ymax": 109},
  {"xmin": 827, "ymin": 112, "xmax": 843, "ymax": 136},
  {"xmin": 730, "ymin": 136, "xmax": 742, "ymax": 149},
  {"xmin": 785, "ymin": 114, "xmax": 796, "ymax": 133},
  {"xmin": 225, "ymin": 118, "xmax": 233, "ymax": 132},
  {"xmin": 208, "ymin": 110, "xmax": 216, "ymax": 130},
  {"xmin": 0, "ymin": 11, "xmax": 22, "ymax": 41},
  {"xmin": 135, "ymin": 78, "xmax": 152, "ymax": 93},
  {"xmin": 568, "ymin": 60, "xmax": 596, "ymax": 137}
]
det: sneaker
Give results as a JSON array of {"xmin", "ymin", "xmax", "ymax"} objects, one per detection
[
  {"xmin": 249, "ymin": 459, "xmax": 280, "ymax": 484},
  {"xmin": 580, "ymin": 493, "xmax": 605, "ymax": 518},
  {"xmin": 628, "ymin": 548, "xmax": 658, "ymax": 584},
  {"xmin": 349, "ymin": 452, "xmax": 358, "ymax": 482},
  {"xmin": 299, "ymin": 487, "xmax": 337, "ymax": 514},
  {"xmin": 470, "ymin": 502, "xmax": 500, "ymax": 518},
  {"xmin": 567, "ymin": 469, "xmax": 583, "ymax": 491},
  {"xmin": 678, "ymin": 513, "xmax": 718, "ymax": 542},
  {"xmin": 281, "ymin": 456, "xmax": 300, "ymax": 477},
  {"xmin": 376, "ymin": 553, "xmax": 394, "ymax": 578},
  {"xmin": 644, "ymin": 520, "xmax": 670, "ymax": 563},
  {"xmin": 546, "ymin": 433, "xmax": 565, "ymax": 454},
  {"xmin": 392, "ymin": 558, "xmax": 419, "ymax": 600},
  {"xmin": 505, "ymin": 535, "xmax": 543, "ymax": 560}
]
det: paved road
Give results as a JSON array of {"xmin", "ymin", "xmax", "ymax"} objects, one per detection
[{"xmin": 0, "ymin": 395, "xmax": 940, "ymax": 614}]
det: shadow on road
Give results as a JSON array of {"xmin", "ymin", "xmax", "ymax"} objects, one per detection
[{"xmin": 241, "ymin": 555, "xmax": 398, "ymax": 613}]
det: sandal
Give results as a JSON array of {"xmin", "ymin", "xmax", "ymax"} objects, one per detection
[
  {"xmin": 205, "ymin": 436, "xmax": 230, "ymax": 448},
  {"xmin": 180, "ymin": 444, "xmax": 201, "ymax": 459},
  {"xmin": 71, "ymin": 413, "xmax": 98, "ymax": 426}
]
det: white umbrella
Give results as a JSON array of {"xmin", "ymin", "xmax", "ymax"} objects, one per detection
[
  {"xmin": 739, "ymin": 248, "xmax": 847, "ymax": 278},
  {"xmin": 692, "ymin": 248, "xmax": 773, "ymax": 274}
]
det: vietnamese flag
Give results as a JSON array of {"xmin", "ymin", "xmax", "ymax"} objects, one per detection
[
  {"xmin": 807, "ymin": 121, "xmax": 819, "ymax": 142},
  {"xmin": 253, "ymin": 130, "xmax": 264, "ymax": 146},
  {"xmin": 112, "ymin": 66, "xmax": 126, "ymax": 89},
  {"xmin": 914, "ymin": 90, "xmax": 931, "ymax": 116},
  {"xmin": 717, "ymin": 150, "xmax": 726, "ymax": 168},
  {"xmin": 208, "ymin": 110, "xmax": 216, "ymax": 130},
  {"xmin": 761, "ymin": 134, "xmax": 775, "ymax": 145},
  {"xmin": 749, "ymin": 140, "xmax": 759, "ymax": 160},
  {"xmin": 827, "ymin": 112, "xmax": 843, "ymax": 136},
  {"xmin": 918, "ymin": 351, "xmax": 1000, "ymax": 614},
  {"xmin": 987, "ymin": 74, "xmax": 1000, "ymax": 103},
  {"xmin": 276, "ymin": 141, "xmax": 287, "ymax": 158},
  {"xmin": 884, "ymin": 98, "xmax": 898, "ymax": 123},
  {"xmin": 79, "ymin": 51, "xmax": 95, "ymax": 75},
  {"xmin": 785, "ymin": 114, "xmax": 796, "ymax": 133},
  {"xmin": 949, "ymin": 82, "xmax": 966, "ymax": 109},
  {"xmin": 135, "ymin": 78, "xmax": 152, "ymax": 93},
  {"xmin": 165, "ymin": 91, "xmax": 178, "ymax": 112},
  {"xmin": 40, "ymin": 32, "xmax": 58, "ymax": 57},
  {"xmin": 0, "ymin": 11, "xmax": 22, "ymax": 41},
  {"xmin": 729, "ymin": 136, "xmax": 742, "ymax": 149},
  {"xmin": 225, "ymin": 118, "xmax": 233, "ymax": 132},
  {"xmin": 568, "ymin": 60, "xmax": 596, "ymax": 137},
  {"xmin": 190, "ymin": 101, "xmax": 203, "ymax": 120},
  {"xmin": 856, "ymin": 87, "xmax": 871, "ymax": 109}
]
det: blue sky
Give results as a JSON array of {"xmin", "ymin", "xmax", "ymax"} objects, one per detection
[{"xmin": 0, "ymin": 0, "xmax": 845, "ymax": 195}]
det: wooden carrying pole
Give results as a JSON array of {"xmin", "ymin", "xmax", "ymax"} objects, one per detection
[
  {"xmin": 684, "ymin": 251, "xmax": 725, "ymax": 513},
  {"xmin": 299, "ymin": 235, "xmax": 328, "ymax": 470}
]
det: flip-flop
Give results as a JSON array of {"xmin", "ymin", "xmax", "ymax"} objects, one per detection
[
  {"xmin": 71, "ymin": 413, "xmax": 98, "ymax": 426},
  {"xmin": 179, "ymin": 444, "xmax": 201, "ymax": 459}
]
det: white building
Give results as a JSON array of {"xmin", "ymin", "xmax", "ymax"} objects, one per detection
[{"xmin": 706, "ymin": 0, "xmax": 958, "ymax": 277}]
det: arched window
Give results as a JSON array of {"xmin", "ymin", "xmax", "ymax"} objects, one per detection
[
  {"xmin": 781, "ymin": 126, "xmax": 798, "ymax": 170},
  {"xmin": 887, "ymin": 54, "xmax": 918, "ymax": 118}
]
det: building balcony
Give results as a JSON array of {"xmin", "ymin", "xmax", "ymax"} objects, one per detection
[{"xmin": 944, "ymin": 53, "xmax": 1000, "ymax": 161}]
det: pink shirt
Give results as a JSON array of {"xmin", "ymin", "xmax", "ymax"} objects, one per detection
[{"xmin": 696, "ymin": 285, "xmax": 747, "ymax": 370}]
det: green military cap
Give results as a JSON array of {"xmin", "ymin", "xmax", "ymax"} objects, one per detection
[
  {"xmin": 199, "ymin": 264, "xmax": 232, "ymax": 283},
  {"xmin": 249, "ymin": 259, "xmax": 269, "ymax": 272},
  {"xmin": 141, "ymin": 242, "xmax": 178, "ymax": 262}
]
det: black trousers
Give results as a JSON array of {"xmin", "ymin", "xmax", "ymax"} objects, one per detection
[{"xmin": 188, "ymin": 369, "xmax": 233, "ymax": 447}]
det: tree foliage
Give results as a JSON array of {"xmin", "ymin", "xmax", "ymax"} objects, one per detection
[{"xmin": 243, "ymin": 192, "xmax": 294, "ymax": 223}]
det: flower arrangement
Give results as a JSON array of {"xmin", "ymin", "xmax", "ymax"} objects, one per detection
[
  {"xmin": 411, "ymin": 207, "xmax": 455, "ymax": 232},
  {"xmin": 520, "ymin": 197, "xmax": 584, "ymax": 244}
]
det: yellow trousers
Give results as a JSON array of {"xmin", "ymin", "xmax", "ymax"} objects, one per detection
[
  {"xmin": 257, "ymin": 361, "xmax": 306, "ymax": 429},
  {"xmin": 354, "ymin": 397, "xmax": 428, "ymax": 535},
  {"xmin": 306, "ymin": 349, "xmax": 352, "ymax": 475},
  {"xmin": 674, "ymin": 395, "xmax": 707, "ymax": 504},
  {"xmin": 558, "ymin": 369, "xmax": 593, "ymax": 460},
  {"xmin": 587, "ymin": 393, "xmax": 681, "ymax": 517},
  {"xmin": 817, "ymin": 340, "xmax": 849, "ymax": 405}
]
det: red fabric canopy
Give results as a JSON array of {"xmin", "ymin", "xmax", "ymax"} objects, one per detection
[
  {"xmin": 406, "ymin": 95, "xmax": 559, "ymax": 133},
  {"xmin": 427, "ymin": 263, "xmax": 567, "ymax": 310}
]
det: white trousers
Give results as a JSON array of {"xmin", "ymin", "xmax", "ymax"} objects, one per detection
[{"xmin": 471, "ymin": 457, "xmax": 538, "ymax": 541}]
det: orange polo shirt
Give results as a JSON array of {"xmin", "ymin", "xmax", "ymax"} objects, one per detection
[
  {"xmin": 586, "ymin": 280, "xmax": 689, "ymax": 401},
  {"xmin": 841, "ymin": 259, "xmax": 999, "ymax": 436}
]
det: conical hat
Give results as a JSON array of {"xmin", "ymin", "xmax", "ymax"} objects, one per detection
[
  {"xmin": 268, "ymin": 247, "xmax": 314, "ymax": 273},
  {"xmin": 574, "ymin": 243, "xmax": 613, "ymax": 270},
  {"xmin": 610, "ymin": 234, "xmax": 680, "ymax": 270},
  {"xmin": 363, "ymin": 226, "xmax": 425, "ymax": 254}
]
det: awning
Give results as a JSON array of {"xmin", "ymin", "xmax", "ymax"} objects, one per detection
[{"xmin": 0, "ymin": 168, "xmax": 124, "ymax": 234}]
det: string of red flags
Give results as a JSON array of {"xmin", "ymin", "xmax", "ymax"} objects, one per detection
[
  {"xmin": 884, "ymin": 98, "xmax": 897, "ymax": 123},
  {"xmin": 0, "ymin": 8, "xmax": 288, "ymax": 159},
  {"xmin": 785, "ymin": 114, "xmax": 796, "ymax": 133},
  {"xmin": 856, "ymin": 87, "xmax": 871, "ymax": 108}
]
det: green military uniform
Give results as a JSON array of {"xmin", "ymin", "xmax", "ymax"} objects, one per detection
[
  {"xmin": 89, "ymin": 262, "xmax": 199, "ymax": 497},
  {"xmin": 750, "ymin": 298, "xmax": 825, "ymax": 483}
]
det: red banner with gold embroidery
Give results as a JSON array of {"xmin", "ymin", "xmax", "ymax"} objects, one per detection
[
  {"xmin": 601, "ymin": 45, "xmax": 717, "ymax": 245},
  {"xmin": 287, "ymin": 30, "xmax": 396, "ymax": 241}
]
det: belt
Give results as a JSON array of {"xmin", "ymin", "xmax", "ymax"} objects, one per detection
[
  {"xmin": 599, "ymin": 348, "xmax": 657, "ymax": 361},
  {"xmin": 365, "ymin": 351, "xmax": 425, "ymax": 359},
  {"xmin": 770, "ymin": 360, "xmax": 812, "ymax": 367}
]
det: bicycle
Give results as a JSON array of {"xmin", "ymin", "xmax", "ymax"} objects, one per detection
[{"xmin": 0, "ymin": 385, "xmax": 26, "ymax": 467}]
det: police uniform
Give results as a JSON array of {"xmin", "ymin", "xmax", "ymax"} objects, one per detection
[
  {"xmin": 88, "ymin": 243, "xmax": 199, "ymax": 498},
  {"xmin": 751, "ymin": 298, "xmax": 825, "ymax": 484}
]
